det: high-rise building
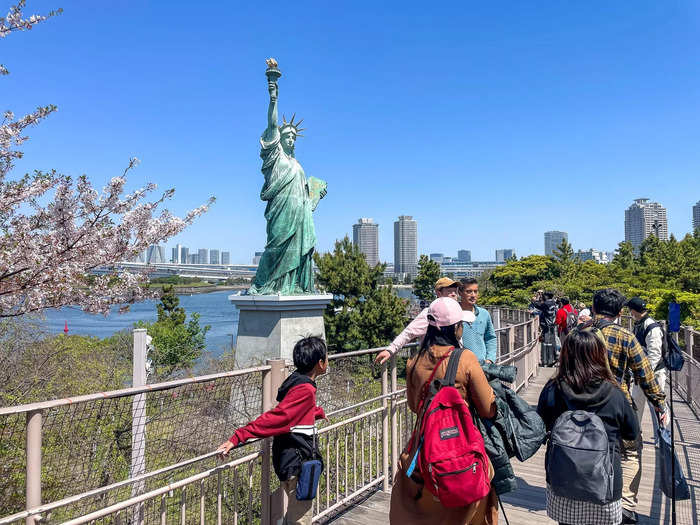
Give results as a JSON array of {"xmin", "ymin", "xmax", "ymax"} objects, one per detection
[
  {"xmin": 693, "ymin": 201, "xmax": 700, "ymax": 232},
  {"xmin": 394, "ymin": 215, "xmax": 418, "ymax": 278},
  {"xmin": 180, "ymin": 246, "xmax": 189, "ymax": 264},
  {"xmin": 172, "ymin": 244, "xmax": 182, "ymax": 264},
  {"xmin": 210, "ymin": 249, "xmax": 220, "ymax": 265},
  {"xmin": 146, "ymin": 245, "xmax": 165, "ymax": 264},
  {"xmin": 457, "ymin": 250, "xmax": 471, "ymax": 263},
  {"xmin": 429, "ymin": 253, "xmax": 444, "ymax": 264},
  {"xmin": 544, "ymin": 231, "xmax": 568, "ymax": 256},
  {"xmin": 187, "ymin": 254, "xmax": 197, "ymax": 264},
  {"xmin": 253, "ymin": 251, "xmax": 263, "ymax": 265},
  {"xmin": 221, "ymin": 251, "xmax": 230, "ymax": 265},
  {"xmin": 495, "ymin": 249, "xmax": 514, "ymax": 262},
  {"xmin": 352, "ymin": 218, "xmax": 380, "ymax": 267},
  {"xmin": 198, "ymin": 248, "xmax": 209, "ymax": 265},
  {"xmin": 624, "ymin": 198, "xmax": 668, "ymax": 249}
]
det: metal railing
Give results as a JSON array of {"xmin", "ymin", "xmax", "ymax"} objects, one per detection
[{"xmin": 0, "ymin": 308, "xmax": 541, "ymax": 524}]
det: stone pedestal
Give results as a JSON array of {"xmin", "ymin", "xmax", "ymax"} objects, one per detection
[{"xmin": 229, "ymin": 294, "xmax": 333, "ymax": 363}]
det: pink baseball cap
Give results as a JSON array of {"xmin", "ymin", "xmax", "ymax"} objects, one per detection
[{"xmin": 427, "ymin": 297, "xmax": 464, "ymax": 328}]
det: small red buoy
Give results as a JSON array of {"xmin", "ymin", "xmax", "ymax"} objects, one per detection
[{"xmin": 63, "ymin": 321, "xmax": 69, "ymax": 334}]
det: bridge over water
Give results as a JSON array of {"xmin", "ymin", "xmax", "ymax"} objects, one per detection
[{"xmin": 0, "ymin": 308, "xmax": 698, "ymax": 524}]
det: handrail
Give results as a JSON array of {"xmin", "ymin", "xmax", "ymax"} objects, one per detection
[
  {"xmin": 59, "ymin": 451, "xmax": 263, "ymax": 525},
  {"xmin": 0, "ymin": 364, "xmax": 271, "ymax": 416}
]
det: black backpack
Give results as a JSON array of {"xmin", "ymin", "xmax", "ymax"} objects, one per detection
[
  {"xmin": 563, "ymin": 310, "xmax": 579, "ymax": 335},
  {"xmin": 546, "ymin": 398, "xmax": 615, "ymax": 505},
  {"xmin": 633, "ymin": 320, "xmax": 684, "ymax": 372}
]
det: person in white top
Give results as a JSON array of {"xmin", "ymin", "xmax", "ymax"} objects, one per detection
[
  {"xmin": 626, "ymin": 297, "xmax": 666, "ymax": 428},
  {"xmin": 374, "ymin": 277, "xmax": 460, "ymax": 365}
]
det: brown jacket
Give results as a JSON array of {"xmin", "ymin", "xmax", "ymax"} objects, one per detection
[{"xmin": 390, "ymin": 345, "xmax": 498, "ymax": 525}]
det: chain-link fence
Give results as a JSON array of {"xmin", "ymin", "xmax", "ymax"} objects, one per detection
[{"xmin": 0, "ymin": 366, "xmax": 267, "ymax": 523}]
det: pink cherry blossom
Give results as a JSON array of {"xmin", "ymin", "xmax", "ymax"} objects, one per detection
[{"xmin": 1, "ymin": 2, "xmax": 214, "ymax": 317}]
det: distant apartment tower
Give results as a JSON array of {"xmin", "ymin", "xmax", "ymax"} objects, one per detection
[
  {"xmin": 221, "ymin": 251, "xmax": 230, "ymax": 265},
  {"xmin": 253, "ymin": 251, "xmax": 263, "ymax": 265},
  {"xmin": 457, "ymin": 250, "xmax": 471, "ymax": 263},
  {"xmin": 624, "ymin": 198, "xmax": 668, "ymax": 249},
  {"xmin": 210, "ymin": 249, "xmax": 220, "ymax": 265},
  {"xmin": 429, "ymin": 253, "xmax": 444, "ymax": 264},
  {"xmin": 352, "ymin": 218, "xmax": 380, "ymax": 267},
  {"xmin": 198, "ymin": 248, "xmax": 209, "ymax": 265},
  {"xmin": 146, "ymin": 245, "xmax": 165, "ymax": 264},
  {"xmin": 172, "ymin": 244, "xmax": 182, "ymax": 264},
  {"xmin": 188, "ymin": 254, "xmax": 198, "ymax": 264},
  {"xmin": 495, "ymin": 249, "xmax": 514, "ymax": 263},
  {"xmin": 693, "ymin": 201, "xmax": 700, "ymax": 232},
  {"xmin": 544, "ymin": 231, "xmax": 568, "ymax": 256},
  {"xmin": 180, "ymin": 246, "xmax": 189, "ymax": 264},
  {"xmin": 394, "ymin": 215, "xmax": 418, "ymax": 278}
]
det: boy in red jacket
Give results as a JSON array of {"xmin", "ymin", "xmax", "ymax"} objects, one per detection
[{"xmin": 217, "ymin": 336, "xmax": 328, "ymax": 525}]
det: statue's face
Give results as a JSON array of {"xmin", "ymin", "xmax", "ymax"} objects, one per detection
[{"xmin": 281, "ymin": 132, "xmax": 296, "ymax": 154}]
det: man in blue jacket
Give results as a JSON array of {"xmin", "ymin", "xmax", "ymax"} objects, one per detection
[{"xmin": 458, "ymin": 278, "xmax": 498, "ymax": 363}]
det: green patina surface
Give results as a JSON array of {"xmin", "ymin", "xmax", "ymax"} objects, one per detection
[{"xmin": 249, "ymin": 59, "xmax": 327, "ymax": 295}]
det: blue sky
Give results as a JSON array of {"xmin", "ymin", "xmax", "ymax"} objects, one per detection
[{"xmin": 5, "ymin": 1, "xmax": 700, "ymax": 263}]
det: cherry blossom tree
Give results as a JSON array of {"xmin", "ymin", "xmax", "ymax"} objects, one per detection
[{"xmin": 0, "ymin": 2, "xmax": 214, "ymax": 317}]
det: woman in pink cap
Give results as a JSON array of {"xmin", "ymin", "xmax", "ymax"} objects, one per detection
[{"xmin": 390, "ymin": 297, "xmax": 499, "ymax": 525}]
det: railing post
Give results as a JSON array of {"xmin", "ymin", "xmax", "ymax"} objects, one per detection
[
  {"xmin": 266, "ymin": 359, "xmax": 287, "ymax": 525},
  {"xmin": 685, "ymin": 328, "xmax": 693, "ymax": 405},
  {"xmin": 261, "ymin": 363, "xmax": 273, "ymax": 525},
  {"xmin": 507, "ymin": 326, "xmax": 515, "ymax": 358},
  {"xmin": 390, "ymin": 354, "xmax": 398, "ymax": 486},
  {"xmin": 492, "ymin": 308, "xmax": 501, "ymax": 330},
  {"xmin": 26, "ymin": 409, "xmax": 42, "ymax": 525},
  {"xmin": 381, "ymin": 360, "xmax": 389, "ymax": 491},
  {"xmin": 131, "ymin": 328, "xmax": 148, "ymax": 525}
]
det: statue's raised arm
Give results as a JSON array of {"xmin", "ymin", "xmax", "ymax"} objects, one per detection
[{"xmin": 264, "ymin": 58, "xmax": 280, "ymax": 141}]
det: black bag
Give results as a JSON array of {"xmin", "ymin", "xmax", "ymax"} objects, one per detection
[
  {"xmin": 662, "ymin": 331, "xmax": 685, "ymax": 372},
  {"xmin": 546, "ymin": 408, "xmax": 615, "ymax": 505},
  {"xmin": 657, "ymin": 426, "xmax": 690, "ymax": 500},
  {"xmin": 296, "ymin": 427, "xmax": 323, "ymax": 501}
]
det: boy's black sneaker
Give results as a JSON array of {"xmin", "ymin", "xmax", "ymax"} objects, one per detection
[{"xmin": 622, "ymin": 509, "xmax": 638, "ymax": 524}]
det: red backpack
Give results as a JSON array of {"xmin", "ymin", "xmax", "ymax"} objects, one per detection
[{"xmin": 404, "ymin": 348, "xmax": 491, "ymax": 507}]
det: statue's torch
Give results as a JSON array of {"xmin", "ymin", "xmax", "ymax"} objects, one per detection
[{"xmin": 265, "ymin": 57, "xmax": 281, "ymax": 83}]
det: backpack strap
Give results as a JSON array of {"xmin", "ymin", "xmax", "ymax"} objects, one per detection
[
  {"xmin": 436, "ymin": 347, "xmax": 464, "ymax": 390},
  {"xmin": 642, "ymin": 321, "xmax": 661, "ymax": 341},
  {"xmin": 594, "ymin": 318, "xmax": 614, "ymax": 330}
]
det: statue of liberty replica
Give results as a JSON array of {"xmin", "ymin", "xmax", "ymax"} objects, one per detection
[{"xmin": 249, "ymin": 58, "xmax": 327, "ymax": 295}]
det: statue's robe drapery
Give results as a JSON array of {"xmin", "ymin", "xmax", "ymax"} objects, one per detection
[{"xmin": 249, "ymin": 130, "xmax": 316, "ymax": 295}]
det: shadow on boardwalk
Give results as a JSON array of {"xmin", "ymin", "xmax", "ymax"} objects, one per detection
[{"xmin": 328, "ymin": 366, "xmax": 700, "ymax": 525}]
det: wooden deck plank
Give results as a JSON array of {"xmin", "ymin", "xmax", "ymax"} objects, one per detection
[{"xmin": 324, "ymin": 367, "xmax": 700, "ymax": 524}]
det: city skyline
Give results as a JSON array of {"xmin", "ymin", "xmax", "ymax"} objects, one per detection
[{"xmin": 7, "ymin": 3, "xmax": 699, "ymax": 265}]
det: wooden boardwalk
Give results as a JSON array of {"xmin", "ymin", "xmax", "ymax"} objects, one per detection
[{"xmin": 328, "ymin": 367, "xmax": 700, "ymax": 524}]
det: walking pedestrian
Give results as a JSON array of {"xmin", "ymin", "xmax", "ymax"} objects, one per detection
[
  {"xmin": 626, "ymin": 297, "xmax": 667, "ymax": 429},
  {"xmin": 390, "ymin": 297, "xmax": 498, "ymax": 524},
  {"xmin": 590, "ymin": 289, "xmax": 667, "ymax": 524},
  {"xmin": 538, "ymin": 329, "xmax": 640, "ymax": 525}
]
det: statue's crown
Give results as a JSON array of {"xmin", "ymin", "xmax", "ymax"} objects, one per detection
[{"xmin": 279, "ymin": 113, "xmax": 304, "ymax": 137}]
